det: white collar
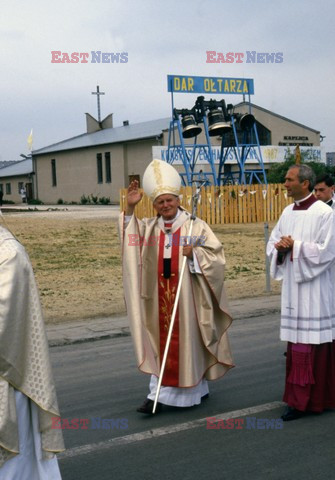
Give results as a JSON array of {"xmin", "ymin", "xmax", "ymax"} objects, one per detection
[
  {"xmin": 163, "ymin": 209, "xmax": 181, "ymax": 224},
  {"xmin": 158, "ymin": 209, "xmax": 189, "ymax": 235},
  {"xmin": 294, "ymin": 192, "xmax": 313, "ymax": 206}
]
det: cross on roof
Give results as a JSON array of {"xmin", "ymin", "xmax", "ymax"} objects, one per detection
[{"xmin": 91, "ymin": 85, "xmax": 105, "ymax": 122}]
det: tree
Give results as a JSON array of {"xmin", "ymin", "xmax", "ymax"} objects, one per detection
[
  {"xmin": 267, "ymin": 158, "xmax": 295, "ymax": 183},
  {"xmin": 267, "ymin": 148, "xmax": 335, "ymax": 183}
]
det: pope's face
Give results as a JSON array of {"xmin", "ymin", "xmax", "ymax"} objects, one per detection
[
  {"xmin": 314, "ymin": 181, "xmax": 334, "ymax": 203},
  {"xmin": 153, "ymin": 194, "xmax": 180, "ymax": 221}
]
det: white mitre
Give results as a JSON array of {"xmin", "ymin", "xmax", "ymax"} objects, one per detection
[{"xmin": 143, "ymin": 159, "xmax": 181, "ymax": 202}]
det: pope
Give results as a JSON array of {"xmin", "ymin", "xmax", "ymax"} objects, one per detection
[{"xmin": 119, "ymin": 159, "xmax": 234, "ymax": 414}]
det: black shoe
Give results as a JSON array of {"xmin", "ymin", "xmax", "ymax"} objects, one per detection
[
  {"xmin": 136, "ymin": 398, "xmax": 162, "ymax": 414},
  {"xmin": 281, "ymin": 406, "xmax": 305, "ymax": 421},
  {"xmin": 202, "ymin": 393, "xmax": 209, "ymax": 400}
]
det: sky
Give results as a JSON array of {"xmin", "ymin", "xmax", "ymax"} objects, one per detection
[{"xmin": 1, "ymin": 0, "xmax": 334, "ymax": 161}]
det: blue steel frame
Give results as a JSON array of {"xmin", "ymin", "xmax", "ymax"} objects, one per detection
[
  {"xmin": 166, "ymin": 87, "xmax": 267, "ymax": 186},
  {"xmin": 217, "ymin": 112, "xmax": 267, "ymax": 185},
  {"xmin": 167, "ymin": 114, "xmax": 218, "ymax": 186}
]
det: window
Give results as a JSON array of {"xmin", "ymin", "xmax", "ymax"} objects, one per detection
[
  {"xmin": 18, "ymin": 181, "xmax": 24, "ymax": 193},
  {"xmin": 97, "ymin": 154, "xmax": 103, "ymax": 184},
  {"xmin": 51, "ymin": 159, "xmax": 57, "ymax": 187},
  {"xmin": 6, "ymin": 183, "xmax": 11, "ymax": 195},
  {"xmin": 0, "ymin": 184, "xmax": 3, "ymax": 193},
  {"xmin": 105, "ymin": 152, "xmax": 111, "ymax": 183}
]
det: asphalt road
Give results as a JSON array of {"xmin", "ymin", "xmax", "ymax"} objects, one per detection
[{"xmin": 51, "ymin": 313, "xmax": 335, "ymax": 480}]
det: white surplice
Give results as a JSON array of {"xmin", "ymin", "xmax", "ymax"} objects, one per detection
[{"xmin": 267, "ymin": 199, "xmax": 335, "ymax": 344}]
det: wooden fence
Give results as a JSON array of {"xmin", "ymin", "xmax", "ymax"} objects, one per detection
[{"xmin": 120, "ymin": 184, "xmax": 292, "ymax": 224}]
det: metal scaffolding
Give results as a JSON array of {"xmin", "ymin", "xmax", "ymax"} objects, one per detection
[{"xmin": 166, "ymin": 95, "xmax": 267, "ymax": 186}]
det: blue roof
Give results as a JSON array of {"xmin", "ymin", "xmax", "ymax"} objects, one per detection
[
  {"xmin": 0, "ymin": 160, "xmax": 19, "ymax": 169},
  {"xmin": 0, "ymin": 158, "xmax": 33, "ymax": 178},
  {"xmin": 33, "ymin": 117, "xmax": 171, "ymax": 155}
]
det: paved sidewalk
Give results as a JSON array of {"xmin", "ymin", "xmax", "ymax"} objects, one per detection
[
  {"xmin": 2, "ymin": 204, "xmax": 120, "ymax": 220},
  {"xmin": 46, "ymin": 294, "xmax": 281, "ymax": 347}
]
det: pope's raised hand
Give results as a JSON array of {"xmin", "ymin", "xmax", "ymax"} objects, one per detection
[{"xmin": 126, "ymin": 180, "xmax": 143, "ymax": 214}]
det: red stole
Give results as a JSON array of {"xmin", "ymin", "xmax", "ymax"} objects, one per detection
[{"xmin": 157, "ymin": 226, "xmax": 181, "ymax": 386}]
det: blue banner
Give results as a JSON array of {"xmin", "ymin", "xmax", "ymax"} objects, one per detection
[{"xmin": 167, "ymin": 75, "xmax": 254, "ymax": 95}]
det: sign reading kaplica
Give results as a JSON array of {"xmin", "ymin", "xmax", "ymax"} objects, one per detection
[
  {"xmin": 51, "ymin": 51, "xmax": 128, "ymax": 63},
  {"xmin": 167, "ymin": 74, "xmax": 254, "ymax": 94}
]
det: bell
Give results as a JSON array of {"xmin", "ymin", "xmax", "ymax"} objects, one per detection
[
  {"xmin": 207, "ymin": 109, "xmax": 231, "ymax": 136},
  {"xmin": 182, "ymin": 115, "xmax": 202, "ymax": 138},
  {"xmin": 238, "ymin": 113, "xmax": 255, "ymax": 130}
]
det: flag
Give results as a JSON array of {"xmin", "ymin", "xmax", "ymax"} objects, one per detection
[{"xmin": 27, "ymin": 129, "xmax": 33, "ymax": 151}]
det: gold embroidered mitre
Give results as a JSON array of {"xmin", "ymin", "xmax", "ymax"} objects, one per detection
[{"xmin": 143, "ymin": 159, "xmax": 181, "ymax": 202}]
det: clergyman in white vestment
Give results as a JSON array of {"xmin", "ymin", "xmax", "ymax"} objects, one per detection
[{"xmin": 267, "ymin": 165, "xmax": 335, "ymax": 421}]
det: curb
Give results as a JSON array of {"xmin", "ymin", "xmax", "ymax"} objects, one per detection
[
  {"xmin": 48, "ymin": 299, "xmax": 281, "ymax": 348},
  {"xmin": 48, "ymin": 329, "xmax": 131, "ymax": 348}
]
